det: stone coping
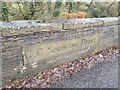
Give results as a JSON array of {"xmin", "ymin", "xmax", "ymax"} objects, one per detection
[{"xmin": 0, "ymin": 17, "xmax": 119, "ymax": 37}]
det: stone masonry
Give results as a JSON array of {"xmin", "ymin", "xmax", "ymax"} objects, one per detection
[{"xmin": 0, "ymin": 17, "xmax": 119, "ymax": 84}]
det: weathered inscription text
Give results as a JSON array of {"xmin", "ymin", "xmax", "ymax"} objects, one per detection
[{"xmin": 23, "ymin": 34, "xmax": 98, "ymax": 64}]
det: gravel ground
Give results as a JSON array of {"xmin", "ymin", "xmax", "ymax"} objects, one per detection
[
  {"xmin": 2, "ymin": 47, "xmax": 119, "ymax": 88},
  {"xmin": 49, "ymin": 54, "xmax": 118, "ymax": 88}
]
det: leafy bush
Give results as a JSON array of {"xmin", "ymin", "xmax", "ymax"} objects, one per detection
[{"xmin": 1, "ymin": 2, "xmax": 9, "ymax": 21}]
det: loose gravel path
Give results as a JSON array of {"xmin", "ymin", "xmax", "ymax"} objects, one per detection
[{"xmin": 49, "ymin": 54, "xmax": 118, "ymax": 88}]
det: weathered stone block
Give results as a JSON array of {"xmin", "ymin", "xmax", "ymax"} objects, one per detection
[{"xmin": 1, "ymin": 17, "xmax": 119, "ymax": 85}]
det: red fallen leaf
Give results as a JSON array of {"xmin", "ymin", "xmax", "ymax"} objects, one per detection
[
  {"xmin": 40, "ymin": 82, "xmax": 47, "ymax": 88},
  {"xmin": 47, "ymin": 71, "xmax": 54, "ymax": 77},
  {"xmin": 21, "ymin": 80, "xmax": 28, "ymax": 87},
  {"xmin": 40, "ymin": 73, "xmax": 48, "ymax": 79},
  {"xmin": 30, "ymin": 83, "xmax": 37, "ymax": 88},
  {"xmin": 62, "ymin": 64, "xmax": 68, "ymax": 69},
  {"xmin": 25, "ymin": 83, "xmax": 31, "ymax": 88}
]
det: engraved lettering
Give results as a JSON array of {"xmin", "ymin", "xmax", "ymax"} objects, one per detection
[
  {"xmin": 23, "ymin": 34, "xmax": 98, "ymax": 64},
  {"xmin": 25, "ymin": 51, "xmax": 31, "ymax": 58},
  {"xmin": 37, "ymin": 48, "xmax": 43, "ymax": 56},
  {"xmin": 48, "ymin": 46, "xmax": 56, "ymax": 53}
]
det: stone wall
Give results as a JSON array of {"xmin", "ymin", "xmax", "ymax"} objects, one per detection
[{"xmin": 0, "ymin": 17, "xmax": 119, "ymax": 84}]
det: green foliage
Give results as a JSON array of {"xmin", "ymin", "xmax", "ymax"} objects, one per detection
[
  {"xmin": 91, "ymin": 8, "xmax": 103, "ymax": 18},
  {"xmin": 54, "ymin": 2, "xmax": 62, "ymax": 9},
  {"xmin": 1, "ymin": 2, "xmax": 9, "ymax": 21},
  {"xmin": 68, "ymin": 2, "xmax": 72, "ymax": 13},
  {"xmin": 53, "ymin": 10, "xmax": 60, "ymax": 17},
  {"xmin": 87, "ymin": 2, "xmax": 118, "ymax": 18},
  {"xmin": 52, "ymin": 2, "xmax": 62, "ymax": 18},
  {"xmin": 0, "ymin": 2, "xmax": 119, "ymax": 21},
  {"xmin": 80, "ymin": 4, "xmax": 88, "ymax": 11}
]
